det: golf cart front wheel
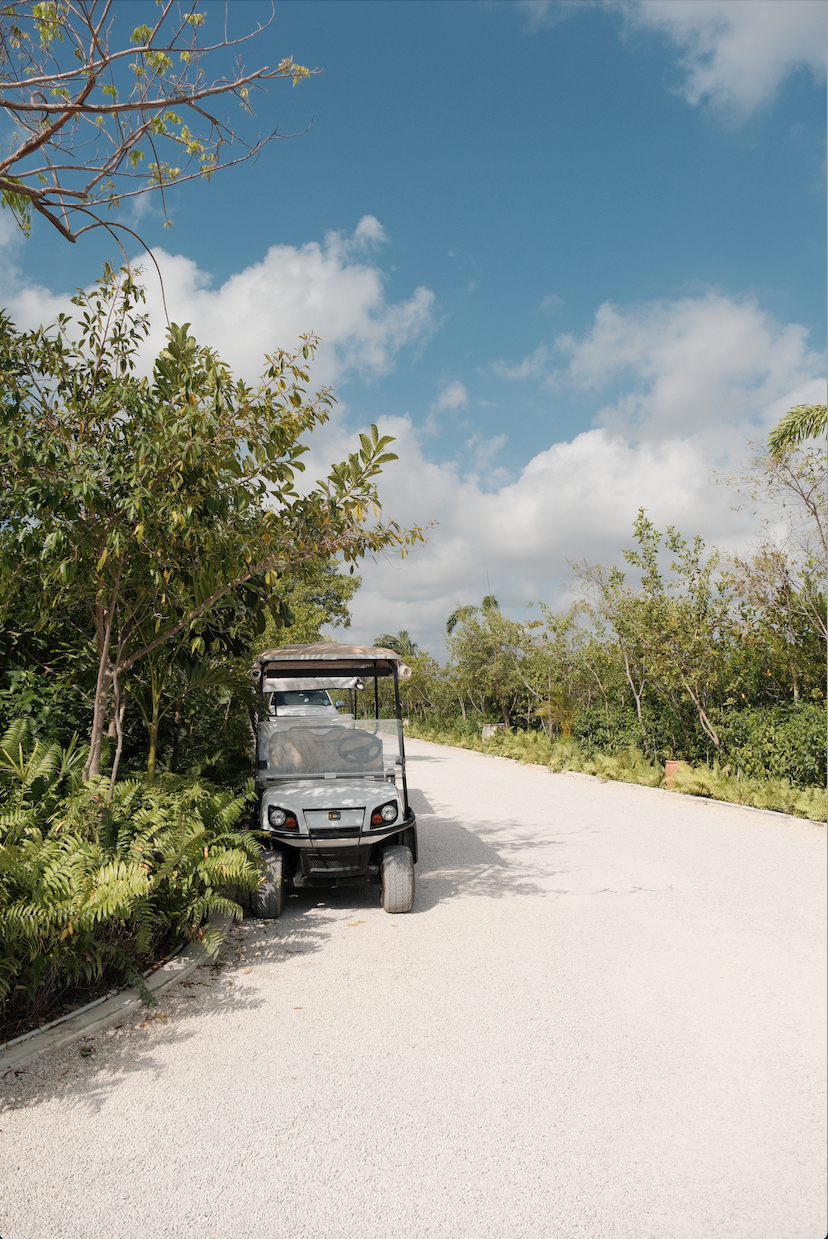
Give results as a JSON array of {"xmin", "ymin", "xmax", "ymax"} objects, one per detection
[
  {"xmin": 381, "ymin": 844, "xmax": 415, "ymax": 914},
  {"xmin": 251, "ymin": 849, "xmax": 285, "ymax": 919}
]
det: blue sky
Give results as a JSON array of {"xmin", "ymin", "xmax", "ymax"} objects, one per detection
[{"xmin": 2, "ymin": 0, "xmax": 826, "ymax": 652}]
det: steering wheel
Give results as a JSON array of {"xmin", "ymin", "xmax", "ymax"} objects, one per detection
[{"xmin": 337, "ymin": 731, "xmax": 383, "ymax": 766}]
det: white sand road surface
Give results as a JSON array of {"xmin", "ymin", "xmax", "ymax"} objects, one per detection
[{"xmin": 1, "ymin": 739, "xmax": 825, "ymax": 1239}]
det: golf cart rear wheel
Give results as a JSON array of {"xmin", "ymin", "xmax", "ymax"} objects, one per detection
[
  {"xmin": 251, "ymin": 849, "xmax": 285, "ymax": 919},
  {"xmin": 381, "ymin": 844, "xmax": 415, "ymax": 914}
]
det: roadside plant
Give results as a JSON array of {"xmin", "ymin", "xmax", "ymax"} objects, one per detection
[
  {"xmin": 0, "ymin": 265, "xmax": 419, "ymax": 784},
  {"xmin": 0, "ymin": 718, "xmax": 261, "ymax": 1029}
]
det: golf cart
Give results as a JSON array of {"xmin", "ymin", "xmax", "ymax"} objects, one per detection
[{"xmin": 249, "ymin": 643, "xmax": 418, "ymax": 918}]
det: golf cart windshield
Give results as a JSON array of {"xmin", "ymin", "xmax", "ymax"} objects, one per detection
[
  {"xmin": 257, "ymin": 716, "xmax": 402, "ymax": 778},
  {"xmin": 252, "ymin": 643, "xmax": 410, "ymax": 783}
]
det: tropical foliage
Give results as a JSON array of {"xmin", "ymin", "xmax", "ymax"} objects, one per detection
[
  {"xmin": 0, "ymin": 265, "xmax": 409, "ymax": 1027},
  {"xmin": 0, "ymin": 719, "xmax": 262, "ymax": 1034},
  {"xmin": 0, "ymin": 266, "xmax": 417, "ymax": 784},
  {"xmin": 399, "ymin": 410, "xmax": 826, "ymax": 818}
]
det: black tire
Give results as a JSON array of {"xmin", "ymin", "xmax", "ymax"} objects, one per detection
[
  {"xmin": 251, "ymin": 849, "xmax": 285, "ymax": 919},
  {"xmin": 381, "ymin": 844, "xmax": 415, "ymax": 914},
  {"xmin": 226, "ymin": 883, "xmax": 251, "ymax": 919}
]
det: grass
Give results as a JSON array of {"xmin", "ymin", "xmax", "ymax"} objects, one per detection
[{"xmin": 404, "ymin": 722, "xmax": 827, "ymax": 823}]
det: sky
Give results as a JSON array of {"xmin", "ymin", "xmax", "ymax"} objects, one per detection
[{"xmin": 1, "ymin": 0, "xmax": 826, "ymax": 656}]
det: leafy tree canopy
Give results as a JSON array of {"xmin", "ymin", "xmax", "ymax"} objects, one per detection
[{"xmin": 0, "ymin": 266, "xmax": 420, "ymax": 780}]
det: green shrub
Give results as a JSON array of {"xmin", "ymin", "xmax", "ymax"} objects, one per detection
[
  {"xmin": 405, "ymin": 721, "xmax": 825, "ymax": 821},
  {"xmin": 573, "ymin": 700, "xmax": 826, "ymax": 786},
  {"xmin": 670, "ymin": 761, "xmax": 826, "ymax": 821},
  {"xmin": 715, "ymin": 705, "xmax": 826, "ymax": 786},
  {"xmin": 573, "ymin": 700, "xmax": 709, "ymax": 763},
  {"xmin": 0, "ymin": 720, "xmax": 262, "ymax": 1031}
]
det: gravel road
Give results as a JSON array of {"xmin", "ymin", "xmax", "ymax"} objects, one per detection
[{"xmin": 1, "ymin": 739, "xmax": 825, "ymax": 1239}]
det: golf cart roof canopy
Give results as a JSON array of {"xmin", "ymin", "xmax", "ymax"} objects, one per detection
[{"xmin": 253, "ymin": 643, "xmax": 412, "ymax": 681}]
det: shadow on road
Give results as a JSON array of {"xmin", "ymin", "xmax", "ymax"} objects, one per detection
[
  {"xmin": 1, "ymin": 793, "xmax": 561, "ymax": 1109},
  {"xmin": 414, "ymin": 812, "xmax": 550, "ymax": 910},
  {"xmin": 0, "ymin": 905, "xmax": 340, "ymax": 1116}
]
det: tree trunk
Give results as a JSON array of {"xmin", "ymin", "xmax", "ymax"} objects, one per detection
[
  {"xmin": 83, "ymin": 566, "xmax": 124, "ymax": 782},
  {"xmin": 682, "ymin": 680, "xmax": 721, "ymax": 749},
  {"xmin": 621, "ymin": 644, "xmax": 647, "ymax": 745},
  {"xmin": 171, "ymin": 701, "xmax": 184, "ymax": 773},
  {"xmin": 146, "ymin": 697, "xmax": 161, "ymax": 781},
  {"xmin": 83, "ymin": 656, "xmax": 113, "ymax": 780},
  {"xmin": 108, "ymin": 680, "xmax": 126, "ymax": 800}
]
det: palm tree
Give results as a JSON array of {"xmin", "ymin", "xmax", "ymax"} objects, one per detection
[
  {"xmin": 446, "ymin": 605, "xmax": 476, "ymax": 635},
  {"xmin": 446, "ymin": 594, "xmax": 499, "ymax": 634},
  {"xmin": 373, "ymin": 630, "xmax": 419, "ymax": 658},
  {"xmin": 768, "ymin": 403, "xmax": 827, "ymax": 458}
]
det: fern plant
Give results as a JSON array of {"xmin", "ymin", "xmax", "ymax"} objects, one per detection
[{"xmin": 0, "ymin": 720, "xmax": 262, "ymax": 1032}]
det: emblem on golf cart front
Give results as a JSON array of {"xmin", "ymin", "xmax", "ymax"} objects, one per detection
[{"xmin": 328, "ymin": 811, "xmax": 341, "ymax": 820}]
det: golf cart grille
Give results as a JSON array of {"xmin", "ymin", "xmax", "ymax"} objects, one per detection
[{"xmin": 303, "ymin": 849, "xmax": 367, "ymax": 877}]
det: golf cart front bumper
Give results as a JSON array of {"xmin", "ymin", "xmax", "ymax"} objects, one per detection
[{"xmin": 265, "ymin": 813, "xmax": 417, "ymax": 885}]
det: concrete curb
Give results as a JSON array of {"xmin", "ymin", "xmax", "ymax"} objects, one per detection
[
  {"xmin": 1, "ymin": 912, "xmax": 234, "ymax": 1073},
  {"xmin": 407, "ymin": 736, "xmax": 825, "ymax": 828}
]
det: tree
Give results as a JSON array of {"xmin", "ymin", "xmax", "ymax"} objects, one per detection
[
  {"xmin": 575, "ymin": 512, "xmax": 734, "ymax": 751},
  {"xmin": 725, "ymin": 429, "xmax": 826, "ymax": 700},
  {"xmin": 373, "ymin": 630, "xmax": 418, "ymax": 658},
  {"xmin": 0, "ymin": 1, "xmax": 314, "ymax": 242},
  {"xmin": 260, "ymin": 560, "xmax": 360, "ymax": 647},
  {"xmin": 767, "ymin": 403, "xmax": 827, "ymax": 458},
  {"xmin": 446, "ymin": 604, "xmax": 523, "ymax": 728},
  {"xmin": 516, "ymin": 604, "xmax": 590, "ymax": 737},
  {"xmin": 572, "ymin": 558, "xmax": 651, "ymax": 744},
  {"xmin": 0, "ymin": 266, "xmax": 420, "ymax": 782},
  {"xmin": 445, "ymin": 594, "xmax": 498, "ymax": 636}
]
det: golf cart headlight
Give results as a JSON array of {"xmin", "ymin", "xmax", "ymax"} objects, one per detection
[
  {"xmin": 267, "ymin": 806, "xmax": 298, "ymax": 830},
  {"xmin": 371, "ymin": 800, "xmax": 398, "ymax": 827}
]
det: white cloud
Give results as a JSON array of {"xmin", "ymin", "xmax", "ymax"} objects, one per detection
[
  {"xmin": 337, "ymin": 293, "xmax": 825, "ymax": 656},
  {"xmin": 0, "ymin": 216, "xmax": 434, "ymax": 388},
  {"xmin": 519, "ymin": 0, "xmax": 827, "ymax": 116},
  {"xmin": 423, "ymin": 379, "xmax": 468, "ymax": 436},
  {"xmin": 540, "ymin": 294, "xmax": 564, "ymax": 314},
  {"xmin": 621, "ymin": 0, "xmax": 827, "ymax": 114},
  {"xmin": 465, "ymin": 431, "xmax": 509, "ymax": 476},
  {"xmin": 1, "ymin": 223, "xmax": 823, "ymax": 660},
  {"xmin": 433, "ymin": 380, "xmax": 468, "ymax": 412},
  {"xmin": 557, "ymin": 293, "xmax": 823, "ymax": 440},
  {"xmin": 517, "ymin": 0, "xmax": 586, "ymax": 33},
  {"xmin": 491, "ymin": 344, "xmax": 550, "ymax": 380}
]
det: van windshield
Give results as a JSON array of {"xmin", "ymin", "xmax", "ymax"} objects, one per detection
[{"xmin": 271, "ymin": 690, "xmax": 333, "ymax": 710}]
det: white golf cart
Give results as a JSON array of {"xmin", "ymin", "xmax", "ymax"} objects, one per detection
[{"xmin": 249, "ymin": 643, "xmax": 418, "ymax": 917}]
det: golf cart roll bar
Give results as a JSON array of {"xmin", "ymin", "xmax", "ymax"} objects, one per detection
[{"xmin": 251, "ymin": 643, "xmax": 412, "ymax": 817}]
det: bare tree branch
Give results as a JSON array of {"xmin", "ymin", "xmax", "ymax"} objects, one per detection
[{"xmin": 0, "ymin": 1, "xmax": 319, "ymax": 241}]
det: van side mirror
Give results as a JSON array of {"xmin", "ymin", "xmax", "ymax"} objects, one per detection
[{"xmin": 335, "ymin": 699, "xmax": 345, "ymax": 707}]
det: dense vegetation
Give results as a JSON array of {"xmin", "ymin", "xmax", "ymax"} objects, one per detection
[
  {"xmin": 383, "ymin": 423, "xmax": 827, "ymax": 820},
  {"xmin": 0, "ymin": 268, "xmax": 398, "ymax": 1034}
]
